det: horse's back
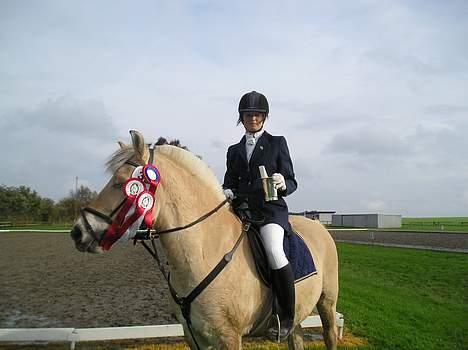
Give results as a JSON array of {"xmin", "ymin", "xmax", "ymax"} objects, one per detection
[
  {"xmin": 289, "ymin": 215, "xmax": 336, "ymax": 252},
  {"xmin": 288, "ymin": 215, "xmax": 338, "ymax": 279},
  {"xmin": 288, "ymin": 215, "xmax": 339, "ymax": 332}
]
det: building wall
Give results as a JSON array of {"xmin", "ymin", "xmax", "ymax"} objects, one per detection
[
  {"xmin": 378, "ymin": 214, "xmax": 402, "ymax": 228},
  {"xmin": 318, "ymin": 213, "xmax": 333, "ymax": 225},
  {"xmin": 332, "ymin": 214, "xmax": 401, "ymax": 228}
]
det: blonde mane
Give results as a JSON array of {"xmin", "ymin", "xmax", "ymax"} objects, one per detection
[
  {"xmin": 157, "ymin": 145, "xmax": 224, "ymax": 200},
  {"xmin": 106, "ymin": 143, "xmax": 224, "ymax": 200}
]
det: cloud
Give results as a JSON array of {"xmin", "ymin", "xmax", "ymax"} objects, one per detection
[
  {"xmin": 325, "ymin": 126, "xmax": 410, "ymax": 157},
  {"xmin": 360, "ymin": 199, "xmax": 388, "ymax": 212},
  {"xmin": 2, "ymin": 96, "xmax": 117, "ymax": 139},
  {"xmin": 0, "ymin": 97, "xmax": 120, "ymax": 200}
]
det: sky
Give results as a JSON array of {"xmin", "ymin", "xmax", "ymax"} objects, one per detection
[{"xmin": 1, "ymin": 0, "xmax": 467, "ymax": 216}]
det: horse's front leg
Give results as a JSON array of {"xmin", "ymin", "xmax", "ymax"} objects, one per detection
[
  {"xmin": 288, "ymin": 325, "xmax": 304, "ymax": 350},
  {"xmin": 182, "ymin": 323, "xmax": 242, "ymax": 350}
]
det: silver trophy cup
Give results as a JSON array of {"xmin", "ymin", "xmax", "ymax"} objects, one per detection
[{"xmin": 259, "ymin": 165, "xmax": 278, "ymax": 202}]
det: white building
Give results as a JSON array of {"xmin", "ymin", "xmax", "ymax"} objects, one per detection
[
  {"xmin": 290, "ymin": 210, "xmax": 336, "ymax": 225},
  {"xmin": 332, "ymin": 214, "xmax": 402, "ymax": 228}
]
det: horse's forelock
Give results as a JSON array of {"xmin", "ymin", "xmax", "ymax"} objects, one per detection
[{"xmin": 105, "ymin": 146, "xmax": 136, "ymax": 174}]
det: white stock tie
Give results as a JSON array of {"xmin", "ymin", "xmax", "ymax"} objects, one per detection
[{"xmin": 246, "ymin": 134, "xmax": 256, "ymax": 161}]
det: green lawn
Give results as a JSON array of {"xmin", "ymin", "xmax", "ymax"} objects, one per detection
[
  {"xmin": 401, "ymin": 217, "xmax": 468, "ymax": 232},
  {"xmin": 337, "ymin": 243, "xmax": 467, "ymax": 350}
]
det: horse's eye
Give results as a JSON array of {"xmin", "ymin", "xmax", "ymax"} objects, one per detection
[{"xmin": 112, "ymin": 182, "xmax": 123, "ymax": 189}]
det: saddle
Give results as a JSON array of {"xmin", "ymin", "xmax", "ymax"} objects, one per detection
[{"xmin": 232, "ymin": 200, "xmax": 317, "ymax": 287}]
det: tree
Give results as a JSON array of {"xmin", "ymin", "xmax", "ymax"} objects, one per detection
[
  {"xmin": 55, "ymin": 185, "xmax": 98, "ymax": 222},
  {"xmin": 0, "ymin": 185, "xmax": 51, "ymax": 223},
  {"xmin": 75, "ymin": 185, "xmax": 98, "ymax": 208}
]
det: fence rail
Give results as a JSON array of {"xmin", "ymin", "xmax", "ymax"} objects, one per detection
[{"xmin": 0, "ymin": 313, "xmax": 344, "ymax": 349}]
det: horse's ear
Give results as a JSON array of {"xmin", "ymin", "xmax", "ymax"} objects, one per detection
[
  {"xmin": 129, "ymin": 130, "xmax": 149, "ymax": 163},
  {"xmin": 117, "ymin": 141, "xmax": 126, "ymax": 149}
]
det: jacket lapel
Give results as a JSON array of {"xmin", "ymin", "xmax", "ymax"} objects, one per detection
[
  {"xmin": 249, "ymin": 132, "xmax": 270, "ymax": 168},
  {"xmin": 238, "ymin": 136, "xmax": 248, "ymax": 165}
]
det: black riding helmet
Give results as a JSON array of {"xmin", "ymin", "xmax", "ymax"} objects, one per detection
[{"xmin": 237, "ymin": 91, "xmax": 269, "ymax": 124}]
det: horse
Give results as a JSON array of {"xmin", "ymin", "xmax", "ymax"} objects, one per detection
[{"xmin": 70, "ymin": 130, "xmax": 339, "ymax": 350}]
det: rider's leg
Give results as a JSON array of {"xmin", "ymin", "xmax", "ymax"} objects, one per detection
[{"xmin": 260, "ymin": 223, "xmax": 295, "ymax": 339}]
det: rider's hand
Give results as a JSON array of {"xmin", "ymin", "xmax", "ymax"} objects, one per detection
[
  {"xmin": 272, "ymin": 173, "xmax": 286, "ymax": 191},
  {"xmin": 223, "ymin": 188, "xmax": 236, "ymax": 200}
]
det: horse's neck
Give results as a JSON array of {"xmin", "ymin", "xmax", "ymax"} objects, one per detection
[{"xmin": 154, "ymin": 156, "xmax": 241, "ymax": 292}]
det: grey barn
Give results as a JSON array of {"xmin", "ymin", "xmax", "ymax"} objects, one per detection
[{"xmin": 332, "ymin": 214, "xmax": 402, "ymax": 229}]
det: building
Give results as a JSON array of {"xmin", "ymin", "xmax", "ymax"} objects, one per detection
[
  {"xmin": 290, "ymin": 210, "xmax": 336, "ymax": 225},
  {"xmin": 331, "ymin": 214, "xmax": 402, "ymax": 228}
]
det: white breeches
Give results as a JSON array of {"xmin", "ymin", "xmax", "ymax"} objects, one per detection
[{"xmin": 260, "ymin": 223, "xmax": 289, "ymax": 270}]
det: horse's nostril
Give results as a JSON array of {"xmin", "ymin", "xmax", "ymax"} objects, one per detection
[{"xmin": 70, "ymin": 226, "xmax": 82, "ymax": 242}]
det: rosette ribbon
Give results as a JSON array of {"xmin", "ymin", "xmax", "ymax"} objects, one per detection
[{"xmin": 100, "ymin": 164, "xmax": 161, "ymax": 251}]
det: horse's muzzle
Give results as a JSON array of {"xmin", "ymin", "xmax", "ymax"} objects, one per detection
[
  {"xmin": 71, "ymin": 225, "xmax": 90, "ymax": 252},
  {"xmin": 70, "ymin": 225, "xmax": 82, "ymax": 244}
]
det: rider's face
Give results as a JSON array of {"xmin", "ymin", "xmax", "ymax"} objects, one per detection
[{"xmin": 242, "ymin": 112, "xmax": 265, "ymax": 133}]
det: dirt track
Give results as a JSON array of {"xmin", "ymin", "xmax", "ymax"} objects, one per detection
[
  {"xmin": 0, "ymin": 232, "xmax": 173, "ymax": 328},
  {"xmin": 329, "ymin": 229, "xmax": 468, "ymax": 252}
]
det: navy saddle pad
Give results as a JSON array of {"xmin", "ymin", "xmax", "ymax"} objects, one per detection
[
  {"xmin": 246, "ymin": 227, "xmax": 317, "ymax": 286},
  {"xmin": 284, "ymin": 230, "xmax": 317, "ymax": 282}
]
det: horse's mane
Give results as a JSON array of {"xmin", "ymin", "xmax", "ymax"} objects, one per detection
[
  {"xmin": 157, "ymin": 145, "xmax": 224, "ymax": 200},
  {"xmin": 106, "ymin": 141, "xmax": 224, "ymax": 200}
]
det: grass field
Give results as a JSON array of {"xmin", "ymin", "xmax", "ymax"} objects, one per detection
[
  {"xmin": 401, "ymin": 217, "xmax": 468, "ymax": 232},
  {"xmin": 1, "ymin": 244, "xmax": 466, "ymax": 350},
  {"xmin": 337, "ymin": 243, "xmax": 467, "ymax": 350}
]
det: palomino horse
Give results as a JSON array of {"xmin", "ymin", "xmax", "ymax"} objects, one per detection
[{"xmin": 70, "ymin": 130, "xmax": 339, "ymax": 350}]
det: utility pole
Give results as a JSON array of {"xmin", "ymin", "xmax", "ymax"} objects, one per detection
[{"xmin": 74, "ymin": 176, "xmax": 79, "ymax": 218}]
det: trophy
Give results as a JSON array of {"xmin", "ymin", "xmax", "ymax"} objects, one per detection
[{"xmin": 259, "ymin": 165, "xmax": 278, "ymax": 201}]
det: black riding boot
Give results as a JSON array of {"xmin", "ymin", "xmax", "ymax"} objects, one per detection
[{"xmin": 270, "ymin": 263, "xmax": 295, "ymax": 340}]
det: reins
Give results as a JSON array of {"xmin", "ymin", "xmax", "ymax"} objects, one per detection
[{"xmin": 134, "ymin": 198, "xmax": 229, "ymax": 238}]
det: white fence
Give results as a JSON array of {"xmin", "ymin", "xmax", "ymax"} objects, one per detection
[{"xmin": 0, "ymin": 313, "xmax": 344, "ymax": 349}]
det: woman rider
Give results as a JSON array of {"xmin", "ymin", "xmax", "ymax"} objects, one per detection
[{"xmin": 222, "ymin": 90, "xmax": 297, "ymax": 339}]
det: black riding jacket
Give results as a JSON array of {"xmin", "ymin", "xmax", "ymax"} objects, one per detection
[{"xmin": 223, "ymin": 131, "xmax": 297, "ymax": 231}]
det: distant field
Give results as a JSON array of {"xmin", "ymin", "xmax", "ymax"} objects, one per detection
[
  {"xmin": 0, "ymin": 223, "xmax": 71, "ymax": 231},
  {"xmin": 401, "ymin": 217, "xmax": 468, "ymax": 232}
]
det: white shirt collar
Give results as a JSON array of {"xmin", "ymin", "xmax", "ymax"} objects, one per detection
[{"xmin": 245, "ymin": 128, "xmax": 265, "ymax": 141}]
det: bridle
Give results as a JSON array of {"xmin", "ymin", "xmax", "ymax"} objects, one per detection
[{"xmin": 80, "ymin": 160, "xmax": 141, "ymax": 251}]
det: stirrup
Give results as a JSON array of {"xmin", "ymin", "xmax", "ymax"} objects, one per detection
[
  {"xmin": 268, "ymin": 314, "xmax": 294, "ymax": 343},
  {"xmin": 268, "ymin": 315, "xmax": 294, "ymax": 342},
  {"xmin": 266, "ymin": 314, "xmax": 282, "ymax": 343}
]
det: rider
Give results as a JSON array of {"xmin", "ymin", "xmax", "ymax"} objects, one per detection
[{"xmin": 223, "ymin": 90, "xmax": 298, "ymax": 339}]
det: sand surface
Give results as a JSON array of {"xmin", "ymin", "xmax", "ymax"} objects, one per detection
[{"xmin": 0, "ymin": 232, "xmax": 173, "ymax": 328}]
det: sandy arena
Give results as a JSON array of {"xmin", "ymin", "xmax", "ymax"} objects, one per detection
[{"xmin": 0, "ymin": 232, "xmax": 173, "ymax": 328}]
